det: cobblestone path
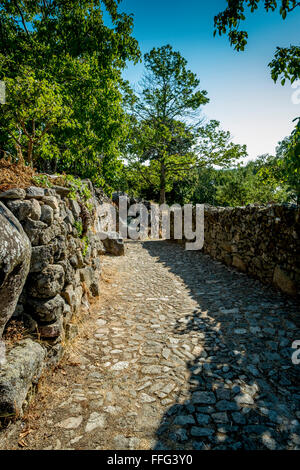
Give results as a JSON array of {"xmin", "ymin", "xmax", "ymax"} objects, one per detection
[{"xmin": 1, "ymin": 240, "xmax": 299, "ymax": 450}]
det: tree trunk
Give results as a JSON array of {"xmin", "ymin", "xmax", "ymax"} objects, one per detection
[
  {"xmin": 160, "ymin": 161, "xmax": 166, "ymax": 205},
  {"xmin": 27, "ymin": 139, "xmax": 33, "ymax": 166}
]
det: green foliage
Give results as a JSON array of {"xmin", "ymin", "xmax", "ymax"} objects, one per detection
[
  {"xmin": 32, "ymin": 174, "xmax": 53, "ymax": 188},
  {"xmin": 124, "ymin": 45, "xmax": 246, "ymax": 204},
  {"xmin": 259, "ymin": 122, "xmax": 300, "ymax": 204},
  {"xmin": 214, "ymin": 1, "xmax": 300, "ymax": 84},
  {"xmin": 73, "ymin": 220, "xmax": 83, "ymax": 237},
  {"xmin": 82, "ymin": 236, "xmax": 89, "ymax": 257},
  {"xmin": 269, "ymin": 45, "xmax": 300, "ymax": 85},
  {"xmin": 0, "ymin": 0, "xmax": 140, "ymax": 190},
  {"xmin": 0, "ymin": 68, "xmax": 74, "ymax": 165},
  {"xmin": 158, "ymin": 154, "xmax": 292, "ymax": 207},
  {"xmin": 61, "ymin": 175, "xmax": 92, "ymax": 202}
]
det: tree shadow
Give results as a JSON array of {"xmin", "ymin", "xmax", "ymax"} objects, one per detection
[{"xmin": 142, "ymin": 240, "xmax": 300, "ymax": 450}]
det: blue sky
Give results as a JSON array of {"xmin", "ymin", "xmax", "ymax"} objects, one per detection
[{"xmin": 117, "ymin": 0, "xmax": 300, "ymax": 162}]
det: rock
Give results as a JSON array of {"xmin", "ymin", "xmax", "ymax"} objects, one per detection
[
  {"xmin": 85, "ymin": 412, "xmax": 105, "ymax": 432},
  {"xmin": 235, "ymin": 393, "xmax": 255, "ymax": 406},
  {"xmin": 173, "ymin": 415, "xmax": 195, "ymax": 426},
  {"xmin": 0, "ymin": 202, "xmax": 31, "ymax": 336},
  {"xmin": 0, "ymin": 339, "xmax": 46, "ymax": 417},
  {"xmin": 216, "ymin": 400, "xmax": 240, "ymax": 411},
  {"xmin": 191, "ymin": 391, "xmax": 216, "ymax": 404},
  {"xmin": 273, "ymin": 265, "xmax": 297, "ymax": 296},
  {"xmin": 51, "ymin": 185, "xmax": 72, "ymax": 197},
  {"xmin": 56, "ymin": 416, "xmax": 83, "ymax": 429},
  {"xmin": 70, "ymin": 200, "xmax": 81, "ymax": 218},
  {"xmin": 38, "ymin": 316, "xmax": 64, "ymax": 339},
  {"xmin": 30, "ymin": 244, "xmax": 54, "ymax": 272},
  {"xmin": 23, "ymin": 313, "xmax": 38, "ymax": 333},
  {"xmin": 111, "ymin": 361, "xmax": 129, "ymax": 371},
  {"xmin": 6, "ymin": 199, "xmax": 41, "ymax": 221},
  {"xmin": 196, "ymin": 413, "xmax": 211, "ymax": 425},
  {"xmin": 40, "ymin": 205, "xmax": 54, "ymax": 225},
  {"xmin": 232, "ymin": 256, "xmax": 247, "ymax": 272},
  {"xmin": 169, "ymin": 429, "xmax": 189, "ymax": 442},
  {"xmin": 140, "ymin": 393, "xmax": 156, "ymax": 403},
  {"xmin": 101, "ymin": 232, "xmax": 125, "ymax": 256},
  {"xmin": 0, "ymin": 188, "xmax": 26, "ymax": 199},
  {"xmin": 212, "ymin": 412, "xmax": 229, "ymax": 423},
  {"xmin": 26, "ymin": 294, "xmax": 65, "ymax": 322},
  {"xmin": 113, "ymin": 434, "xmax": 139, "ymax": 450},
  {"xmin": 190, "ymin": 427, "xmax": 214, "ymax": 438},
  {"xmin": 23, "ymin": 219, "xmax": 48, "ymax": 245},
  {"xmin": 261, "ymin": 434, "xmax": 277, "ymax": 450},
  {"xmin": 27, "ymin": 264, "xmax": 65, "ymax": 298},
  {"xmin": 79, "ymin": 266, "xmax": 100, "ymax": 297},
  {"xmin": 62, "ymin": 285, "xmax": 83, "ymax": 313},
  {"xmin": 41, "ymin": 196, "xmax": 59, "ymax": 212},
  {"xmin": 231, "ymin": 412, "xmax": 246, "ymax": 425},
  {"xmin": 25, "ymin": 186, "xmax": 45, "ymax": 199},
  {"xmin": 39, "ymin": 221, "xmax": 64, "ymax": 245}
]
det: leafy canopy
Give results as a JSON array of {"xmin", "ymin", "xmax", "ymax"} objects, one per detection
[
  {"xmin": 213, "ymin": 0, "xmax": 300, "ymax": 84},
  {"xmin": 124, "ymin": 45, "xmax": 247, "ymax": 203},
  {"xmin": 0, "ymin": 0, "xmax": 140, "ymax": 193}
]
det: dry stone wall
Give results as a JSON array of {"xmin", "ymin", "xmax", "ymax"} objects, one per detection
[
  {"xmin": 0, "ymin": 180, "xmax": 123, "ymax": 417},
  {"xmin": 172, "ymin": 204, "xmax": 300, "ymax": 297}
]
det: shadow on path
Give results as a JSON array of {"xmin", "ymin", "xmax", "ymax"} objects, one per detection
[{"xmin": 142, "ymin": 240, "xmax": 300, "ymax": 450}]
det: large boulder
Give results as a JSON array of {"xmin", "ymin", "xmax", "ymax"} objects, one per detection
[
  {"xmin": 0, "ymin": 339, "xmax": 46, "ymax": 417},
  {"xmin": 0, "ymin": 202, "xmax": 31, "ymax": 337}
]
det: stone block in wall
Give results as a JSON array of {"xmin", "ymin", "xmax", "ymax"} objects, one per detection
[
  {"xmin": 23, "ymin": 219, "xmax": 48, "ymax": 245},
  {"xmin": 57, "ymin": 259, "xmax": 75, "ymax": 285},
  {"xmin": 6, "ymin": 199, "xmax": 41, "ymax": 222},
  {"xmin": 38, "ymin": 316, "xmax": 64, "ymax": 339},
  {"xmin": 26, "ymin": 294, "xmax": 65, "ymax": 323},
  {"xmin": 30, "ymin": 244, "xmax": 55, "ymax": 272},
  {"xmin": 64, "ymin": 207, "xmax": 75, "ymax": 225},
  {"xmin": 0, "ymin": 339, "xmax": 46, "ymax": 417},
  {"xmin": 62, "ymin": 284, "xmax": 83, "ymax": 312},
  {"xmin": 25, "ymin": 186, "xmax": 45, "ymax": 199},
  {"xmin": 40, "ymin": 204, "xmax": 54, "ymax": 225},
  {"xmin": 70, "ymin": 199, "xmax": 81, "ymax": 218},
  {"xmin": 39, "ymin": 221, "xmax": 66, "ymax": 245},
  {"xmin": 51, "ymin": 185, "xmax": 71, "ymax": 197},
  {"xmin": 53, "ymin": 235, "xmax": 68, "ymax": 262},
  {"xmin": 0, "ymin": 188, "xmax": 26, "ymax": 200},
  {"xmin": 27, "ymin": 264, "xmax": 65, "ymax": 298},
  {"xmin": 41, "ymin": 196, "xmax": 60, "ymax": 213},
  {"xmin": 70, "ymin": 252, "xmax": 85, "ymax": 269}
]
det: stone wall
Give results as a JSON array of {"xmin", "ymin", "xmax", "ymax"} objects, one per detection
[
  {"xmin": 171, "ymin": 204, "xmax": 300, "ymax": 297},
  {"xmin": 0, "ymin": 180, "xmax": 123, "ymax": 417}
]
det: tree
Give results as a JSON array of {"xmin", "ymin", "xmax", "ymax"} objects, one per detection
[
  {"xmin": 126, "ymin": 45, "xmax": 247, "ymax": 204},
  {"xmin": 0, "ymin": 69, "xmax": 74, "ymax": 165},
  {"xmin": 0, "ymin": 0, "xmax": 140, "ymax": 192},
  {"xmin": 213, "ymin": 0, "xmax": 300, "ymax": 84},
  {"xmin": 258, "ymin": 123, "xmax": 300, "ymax": 204},
  {"xmin": 215, "ymin": 159, "xmax": 290, "ymax": 206}
]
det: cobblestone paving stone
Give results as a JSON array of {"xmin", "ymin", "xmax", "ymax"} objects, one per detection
[{"xmin": 1, "ymin": 240, "xmax": 299, "ymax": 450}]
